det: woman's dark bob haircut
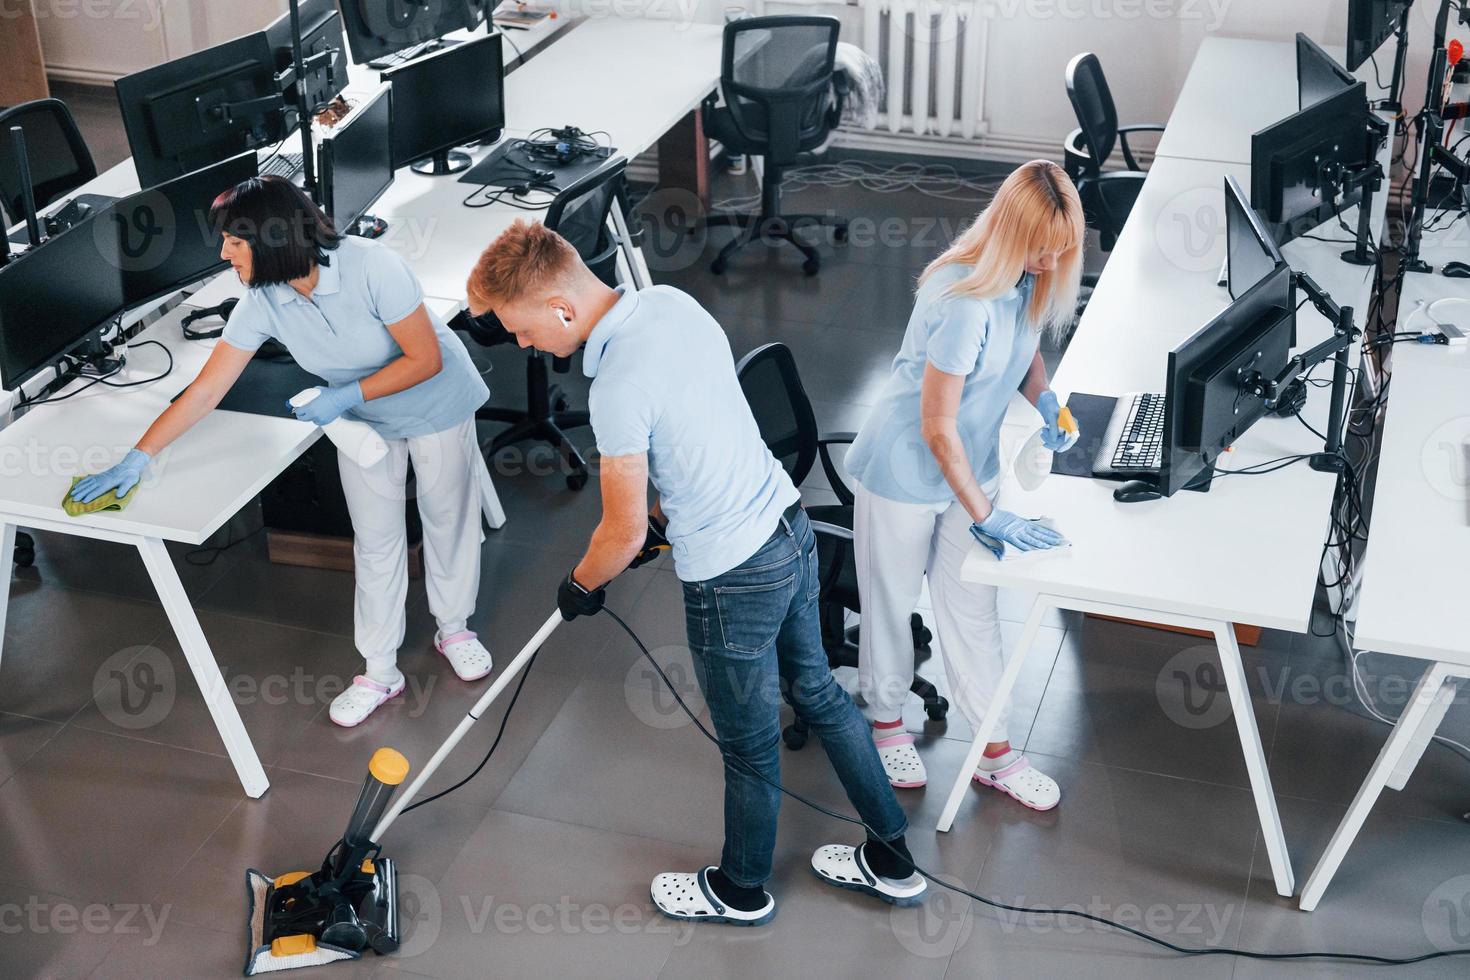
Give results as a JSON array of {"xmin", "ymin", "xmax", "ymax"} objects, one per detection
[{"xmin": 209, "ymin": 175, "xmax": 341, "ymax": 288}]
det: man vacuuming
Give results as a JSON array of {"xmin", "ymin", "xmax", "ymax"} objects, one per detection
[{"xmin": 467, "ymin": 221, "xmax": 926, "ymax": 924}]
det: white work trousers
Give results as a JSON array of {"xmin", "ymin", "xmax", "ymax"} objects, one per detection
[
  {"xmin": 336, "ymin": 415, "xmax": 482, "ymax": 666},
  {"xmin": 853, "ymin": 478, "xmax": 1010, "ymax": 741}
]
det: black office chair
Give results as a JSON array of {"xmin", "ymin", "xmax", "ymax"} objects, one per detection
[
  {"xmin": 0, "ymin": 99, "xmax": 98, "ymax": 228},
  {"xmin": 701, "ymin": 16, "xmax": 849, "ymax": 276},
  {"xmin": 1063, "ymin": 53, "xmax": 1163, "ymax": 254},
  {"xmin": 734, "ymin": 342, "xmax": 946, "ymax": 752},
  {"xmin": 466, "ymin": 158, "xmax": 627, "ymax": 491}
]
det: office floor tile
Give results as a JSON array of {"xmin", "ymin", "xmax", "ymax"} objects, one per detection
[{"xmin": 0, "ymin": 880, "xmax": 120, "ymax": 980}]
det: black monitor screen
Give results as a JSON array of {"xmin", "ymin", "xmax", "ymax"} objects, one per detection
[
  {"xmin": 322, "ymin": 87, "xmax": 394, "ymax": 227},
  {"xmin": 337, "ymin": 0, "xmax": 480, "ymax": 65},
  {"xmin": 1224, "ymin": 175, "xmax": 1283, "ymax": 301},
  {"xmin": 1297, "ymin": 33, "xmax": 1356, "ymax": 110},
  {"xmin": 0, "ymin": 216, "xmax": 125, "ymax": 390},
  {"xmin": 265, "ymin": 0, "xmax": 350, "ymax": 118},
  {"xmin": 385, "ymin": 33, "xmax": 503, "ymax": 169},
  {"xmin": 109, "ymin": 152, "xmax": 259, "ymax": 313},
  {"xmin": 1346, "ymin": 0, "xmax": 1409, "ymax": 71},
  {"xmin": 115, "ymin": 32, "xmax": 284, "ymax": 189},
  {"xmin": 1250, "ymin": 80, "xmax": 1369, "ymax": 245}
]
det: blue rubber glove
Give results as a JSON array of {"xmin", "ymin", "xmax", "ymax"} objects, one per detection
[
  {"xmin": 974, "ymin": 508, "xmax": 1065, "ymax": 553},
  {"xmin": 70, "ymin": 448, "xmax": 151, "ymax": 505},
  {"xmin": 1036, "ymin": 390, "xmax": 1074, "ymax": 452},
  {"xmin": 290, "ymin": 383, "xmax": 364, "ymax": 426}
]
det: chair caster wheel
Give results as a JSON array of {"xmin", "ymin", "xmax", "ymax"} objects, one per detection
[
  {"xmin": 553, "ymin": 395, "xmax": 570, "ymax": 413},
  {"xmin": 802, "ymin": 259, "xmax": 819, "ymax": 276},
  {"xmin": 833, "ymin": 225, "xmax": 848, "ymax": 243},
  {"xmin": 567, "ymin": 471, "xmax": 589, "ymax": 491},
  {"xmin": 927, "ymin": 697, "xmax": 949, "ymax": 722},
  {"xmin": 710, "ymin": 258, "xmax": 727, "ymax": 275},
  {"xmin": 14, "ymin": 548, "xmax": 34, "ymax": 568},
  {"xmin": 782, "ymin": 724, "xmax": 808, "ymax": 750}
]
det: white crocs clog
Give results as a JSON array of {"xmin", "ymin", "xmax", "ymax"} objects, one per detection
[
  {"xmin": 435, "ymin": 630, "xmax": 493, "ymax": 682},
  {"xmin": 329, "ymin": 675, "xmax": 405, "ymax": 728},
  {"xmin": 874, "ymin": 731, "xmax": 927, "ymax": 788},
  {"xmin": 650, "ymin": 867, "xmax": 776, "ymax": 926},
  {"xmin": 810, "ymin": 843, "xmax": 926, "ymax": 907},
  {"xmin": 973, "ymin": 753, "xmax": 1061, "ymax": 811}
]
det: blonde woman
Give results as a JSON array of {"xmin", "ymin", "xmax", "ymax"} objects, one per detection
[{"xmin": 844, "ymin": 160, "xmax": 1085, "ymax": 809}]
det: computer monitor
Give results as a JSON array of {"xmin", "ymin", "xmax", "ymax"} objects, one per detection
[
  {"xmin": 336, "ymin": 0, "xmax": 481, "ymax": 66},
  {"xmin": 115, "ymin": 32, "xmax": 285, "ymax": 190},
  {"xmin": 107, "ymin": 152, "xmax": 259, "ymax": 313},
  {"xmin": 1250, "ymin": 80, "xmax": 1371, "ymax": 247},
  {"xmin": 1224, "ymin": 175, "xmax": 1284, "ymax": 302},
  {"xmin": 1297, "ymin": 33, "xmax": 1356, "ymax": 110},
  {"xmin": 1346, "ymin": 0, "xmax": 1410, "ymax": 72},
  {"xmin": 384, "ymin": 33, "xmax": 503, "ymax": 175},
  {"xmin": 1159, "ymin": 263, "xmax": 1295, "ymax": 496},
  {"xmin": 265, "ymin": 0, "xmax": 349, "ymax": 122},
  {"xmin": 0, "ymin": 214, "xmax": 126, "ymax": 390},
  {"xmin": 320, "ymin": 87, "xmax": 394, "ymax": 233}
]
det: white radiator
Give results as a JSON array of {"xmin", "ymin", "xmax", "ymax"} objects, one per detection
[{"xmin": 858, "ymin": 0, "xmax": 990, "ymax": 139}]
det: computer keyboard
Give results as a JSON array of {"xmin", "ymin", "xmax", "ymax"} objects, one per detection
[
  {"xmin": 1108, "ymin": 392, "xmax": 1165, "ymax": 471},
  {"xmin": 259, "ymin": 152, "xmax": 303, "ymax": 179}
]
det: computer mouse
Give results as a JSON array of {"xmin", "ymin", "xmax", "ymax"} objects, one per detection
[
  {"xmin": 1113, "ymin": 479, "xmax": 1163, "ymax": 503},
  {"xmin": 1443, "ymin": 261, "xmax": 1470, "ymax": 278}
]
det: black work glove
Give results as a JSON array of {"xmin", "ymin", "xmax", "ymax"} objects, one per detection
[
  {"xmin": 557, "ymin": 571, "xmax": 606, "ymax": 622},
  {"xmin": 627, "ymin": 516, "xmax": 671, "ymax": 570}
]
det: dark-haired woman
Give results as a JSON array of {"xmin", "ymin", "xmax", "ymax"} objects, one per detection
[{"xmin": 72, "ymin": 176, "xmax": 494, "ymax": 727}]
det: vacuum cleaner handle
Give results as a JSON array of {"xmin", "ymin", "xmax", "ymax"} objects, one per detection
[{"xmin": 369, "ymin": 610, "xmax": 563, "ymax": 841}]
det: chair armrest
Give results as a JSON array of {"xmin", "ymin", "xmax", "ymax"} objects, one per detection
[
  {"xmin": 1116, "ymin": 124, "xmax": 1165, "ymax": 172},
  {"xmin": 808, "ymin": 519, "xmax": 853, "ymax": 542},
  {"xmin": 816, "ymin": 431, "xmax": 857, "ymax": 506}
]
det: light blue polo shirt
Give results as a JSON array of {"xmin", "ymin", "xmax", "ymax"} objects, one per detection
[
  {"xmin": 846, "ymin": 263, "xmax": 1039, "ymax": 505},
  {"xmin": 222, "ymin": 237, "xmax": 488, "ymax": 439},
  {"xmin": 583, "ymin": 285, "xmax": 800, "ymax": 583}
]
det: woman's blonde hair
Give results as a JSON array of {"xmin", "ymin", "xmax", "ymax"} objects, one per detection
[{"xmin": 919, "ymin": 159, "xmax": 1085, "ymax": 345}]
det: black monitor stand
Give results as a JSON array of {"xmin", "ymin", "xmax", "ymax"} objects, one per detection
[
  {"xmin": 1404, "ymin": 0, "xmax": 1470, "ymax": 272},
  {"xmin": 411, "ymin": 148, "xmax": 473, "ymax": 176}
]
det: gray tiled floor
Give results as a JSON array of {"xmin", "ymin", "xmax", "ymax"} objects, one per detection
[{"xmin": 4, "ymin": 96, "xmax": 1469, "ymax": 977}]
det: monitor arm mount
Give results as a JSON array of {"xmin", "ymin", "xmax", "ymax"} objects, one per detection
[
  {"xmin": 283, "ymin": 0, "xmax": 320, "ymax": 204},
  {"xmin": 1239, "ymin": 271, "xmax": 1359, "ymax": 473},
  {"xmin": 1318, "ymin": 152, "xmax": 1384, "ymax": 267},
  {"xmin": 1404, "ymin": 0, "xmax": 1470, "ymax": 272}
]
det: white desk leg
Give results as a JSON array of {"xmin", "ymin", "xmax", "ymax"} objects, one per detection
[
  {"xmin": 937, "ymin": 595, "xmax": 1050, "ymax": 833},
  {"xmin": 1387, "ymin": 676, "xmax": 1459, "ymax": 791},
  {"xmin": 0, "ymin": 522, "xmax": 14, "ymax": 670},
  {"xmin": 476, "ymin": 452, "xmax": 507, "ymax": 530},
  {"xmin": 1299, "ymin": 663, "xmax": 1452, "ymax": 911},
  {"xmin": 1212, "ymin": 622, "xmax": 1294, "ymax": 897},
  {"xmin": 609, "ymin": 197, "xmax": 652, "ymax": 291},
  {"xmin": 135, "ymin": 536, "xmax": 269, "ymax": 799}
]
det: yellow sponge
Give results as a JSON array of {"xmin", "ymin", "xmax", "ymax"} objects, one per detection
[{"xmin": 62, "ymin": 478, "xmax": 138, "ymax": 518}]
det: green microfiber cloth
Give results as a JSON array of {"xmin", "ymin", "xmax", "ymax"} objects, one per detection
[{"xmin": 62, "ymin": 478, "xmax": 139, "ymax": 517}]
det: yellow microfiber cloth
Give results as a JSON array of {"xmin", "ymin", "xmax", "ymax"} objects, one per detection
[{"xmin": 62, "ymin": 478, "xmax": 139, "ymax": 517}]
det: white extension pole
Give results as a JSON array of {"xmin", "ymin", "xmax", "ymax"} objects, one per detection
[{"xmin": 371, "ymin": 610, "xmax": 563, "ymax": 840}]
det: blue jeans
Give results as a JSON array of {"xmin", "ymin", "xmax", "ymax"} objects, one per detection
[{"xmin": 682, "ymin": 507, "xmax": 909, "ymax": 889}]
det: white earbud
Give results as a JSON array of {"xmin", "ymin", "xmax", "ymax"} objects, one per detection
[{"xmin": 554, "ymin": 308, "xmax": 571, "ymax": 329}]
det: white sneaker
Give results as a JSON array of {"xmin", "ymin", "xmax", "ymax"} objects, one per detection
[
  {"xmin": 329, "ymin": 674, "xmax": 405, "ymax": 728},
  {"xmin": 973, "ymin": 753, "xmax": 1060, "ymax": 811},
  {"xmin": 435, "ymin": 630, "xmax": 493, "ymax": 682}
]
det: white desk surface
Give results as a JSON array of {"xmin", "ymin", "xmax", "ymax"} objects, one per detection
[
  {"xmin": 502, "ymin": 17, "xmax": 724, "ymax": 154},
  {"xmin": 1154, "ymin": 36, "xmax": 1376, "ymax": 166},
  {"xmin": 0, "ymin": 306, "xmax": 319, "ymax": 546},
  {"xmin": 967, "ymin": 144, "xmax": 1387, "ymax": 633}
]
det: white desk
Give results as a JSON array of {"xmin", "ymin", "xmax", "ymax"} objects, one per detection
[
  {"xmin": 1155, "ymin": 36, "xmax": 1379, "ymax": 166},
  {"xmin": 1298, "ymin": 222, "xmax": 1470, "ymax": 909},
  {"xmin": 935, "ymin": 39, "xmax": 1391, "ymax": 902}
]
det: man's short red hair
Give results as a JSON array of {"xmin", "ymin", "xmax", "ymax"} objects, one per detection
[{"xmin": 466, "ymin": 219, "xmax": 580, "ymax": 315}]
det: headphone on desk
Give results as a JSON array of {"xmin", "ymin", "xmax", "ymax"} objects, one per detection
[{"xmin": 181, "ymin": 298, "xmax": 238, "ymax": 340}]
